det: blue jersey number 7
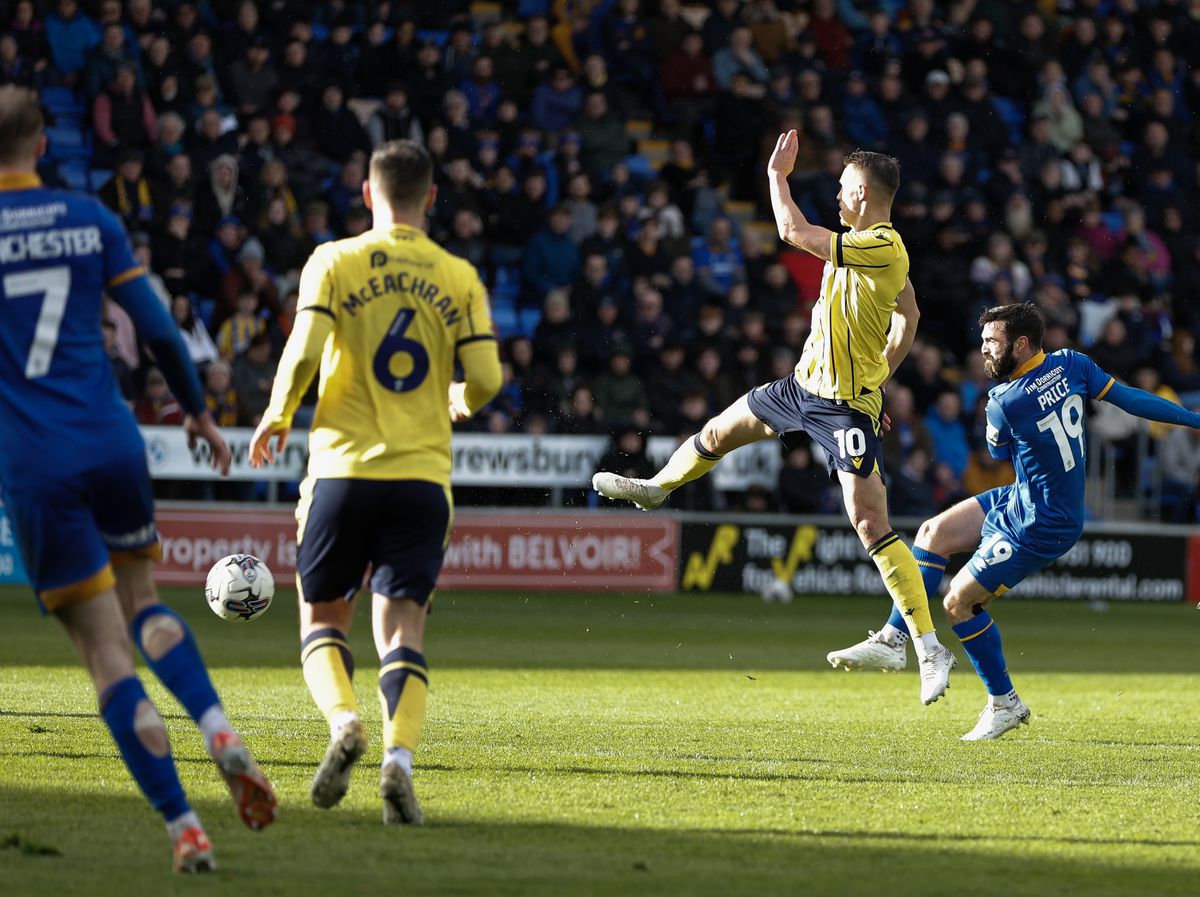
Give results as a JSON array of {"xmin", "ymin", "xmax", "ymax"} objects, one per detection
[{"xmin": 3, "ymin": 266, "xmax": 72, "ymax": 380}]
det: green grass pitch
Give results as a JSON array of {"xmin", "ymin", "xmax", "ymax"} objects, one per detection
[{"xmin": 1, "ymin": 585, "xmax": 1198, "ymax": 896}]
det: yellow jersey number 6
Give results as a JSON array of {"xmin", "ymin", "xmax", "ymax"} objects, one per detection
[{"xmin": 373, "ymin": 307, "xmax": 429, "ymax": 392}]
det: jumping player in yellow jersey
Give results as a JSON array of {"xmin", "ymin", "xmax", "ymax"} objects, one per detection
[
  {"xmin": 595, "ymin": 130, "xmax": 957, "ymax": 704},
  {"xmin": 248, "ymin": 141, "xmax": 501, "ymax": 825}
]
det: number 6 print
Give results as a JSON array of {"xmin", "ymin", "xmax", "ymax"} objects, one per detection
[{"xmin": 373, "ymin": 307, "xmax": 430, "ymax": 393}]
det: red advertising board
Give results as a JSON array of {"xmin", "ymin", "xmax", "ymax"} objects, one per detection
[
  {"xmin": 154, "ymin": 507, "xmax": 679, "ymax": 592},
  {"xmin": 439, "ymin": 514, "xmax": 678, "ymax": 591}
]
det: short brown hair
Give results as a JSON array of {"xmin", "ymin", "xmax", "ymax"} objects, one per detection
[
  {"xmin": 979, "ymin": 302, "xmax": 1045, "ymax": 350},
  {"xmin": 0, "ymin": 85, "xmax": 43, "ymax": 166},
  {"xmin": 369, "ymin": 139, "xmax": 434, "ymax": 210},
  {"xmin": 844, "ymin": 149, "xmax": 901, "ymax": 203}
]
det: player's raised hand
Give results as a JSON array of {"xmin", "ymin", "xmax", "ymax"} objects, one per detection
[
  {"xmin": 184, "ymin": 412, "xmax": 232, "ymax": 476},
  {"xmin": 767, "ymin": 130, "xmax": 799, "ymax": 177},
  {"xmin": 249, "ymin": 418, "xmax": 290, "ymax": 468},
  {"xmin": 448, "ymin": 381, "xmax": 472, "ymax": 423}
]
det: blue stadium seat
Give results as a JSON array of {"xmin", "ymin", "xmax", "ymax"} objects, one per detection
[
  {"xmin": 311, "ymin": 23, "xmax": 329, "ymax": 42},
  {"xmin": 196, "ymin": 297, "xmax": 216, "ymax": 331},
  {"xmin": 89, "ymin": 169, "xmax": 112, "ymax": 191},
  {"xmin": 57, "ymin": 159, "xmax": 89, "ymax": 191},
  {"xmin": 518, "ymin": 0, "xmax": 550, "ymax": 15},
  {"xmin": 416, "ymin": 30, "xmax": 449, "ymax": 46},
  {"xmin": 1101, "ymin": 210, "xmax": 1125, "ymax": 233},
  {"xmin": 623, "ymin": 154, "xmax": 656, "ymax": 180},
  {"xmin": 518, "ymin": 307, "xmax": 542, "ymax": 337},
  {"xmin": 491, "ymin": 283, "xmax": 519, "ymax": 313},
  {"xmin": 42, "ymin": 86, "xmax": 84, "ymax": 117},
  {"xmin": 990, "ymin": 96, "xmax": 1024, "ymax": 145},
  {"xmin": 491, "ymin": 304, "xmax": 519, "ymax": 338}
]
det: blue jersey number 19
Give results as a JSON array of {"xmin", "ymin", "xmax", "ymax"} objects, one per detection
[
  {"xmin": 4, "ymin": 266, "xmax": 72, "ymax": 379},
  {"xmin": 1034, "ymin": 393, "xmax": 1085, "ymax": 471}
]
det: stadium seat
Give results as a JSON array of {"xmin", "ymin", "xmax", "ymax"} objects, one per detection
[
  {"xmin": 42, "ymin": 86, "xmax": 84, "ymax": 119},
  {"xmin": 990, "ymin": 96, "xmax": 1025, "ymax": 145},
  {"xmin": 57, "ymin": 159, "xmax": 89, "ymax": 191},
  {"xmin": 416, "ymin": 30, "xmax": 449, "ymax": 46},
  {"xmin": 623, "ymin": 154, "xmax": 657, "ymax": 180},
  {"xmin": 518, "ymin": 307, "xmax": 542, "ymax": 337},
  {"xmin": 517, "ymin": 0, "xmax": 550, "ymax": 14},
  {"xmin": 1101, "ymin": 210, "xmax": 1124, "ymax": 233},
  {"xmin": 491, "ymin": 304, "xmax": 519, "ymax": 338},
  {"xmin": 44, "ymin": 124, "xmax": 91, "ymax": 161},
  {"xmin": 89, "ymin": 169, "xmax": 112, "ymax": 191}
]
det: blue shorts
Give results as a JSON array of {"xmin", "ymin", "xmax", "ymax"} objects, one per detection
[
  {"xmin": 746, "ymin": 376, "xmax": 884, "ymax": 480},
  {"xmin": 3, "ymin": 446, "xmax": 158, "ymax": 612},
  {"xmin": 966, "ymin": 485, "xmax": 1064, "ymax": 596},
  {"xmin": 296, "ymin": 478, "xmax": 453, "ymax": 605}
]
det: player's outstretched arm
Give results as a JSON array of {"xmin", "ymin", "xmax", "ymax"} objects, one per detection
[
  {"xmin": 767, "ymin": 130, "xmax": 834, "ymax": 260},
  {"xmin": 449, "ymin": 339, "xmax": 502, "ymax": 423},
  {"xmin": 1101, "ymin": 381, "xmax": 1200, "ymax": 429},
  {"xmin": 885, "ymin": 278, "xmax": 920, "ymax": 380}
]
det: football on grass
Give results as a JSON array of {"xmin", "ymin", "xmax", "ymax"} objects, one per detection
[{"xmin": 204, "ymin": 554, "xmax": 275, "ymax": 622}]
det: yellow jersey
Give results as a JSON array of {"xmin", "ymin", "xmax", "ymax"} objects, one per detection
[
  {"xmin": 262, "ymin": 223, "xmax": 495, "ymax": 485},
  {"xmin": 794, "ymin": 222, "xmax": 909, "ymax": 417}
]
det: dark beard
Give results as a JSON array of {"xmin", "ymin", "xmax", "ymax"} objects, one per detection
[{"xmin": 983, "ymin": 344, "xmax": 1016, "ymax": 380}]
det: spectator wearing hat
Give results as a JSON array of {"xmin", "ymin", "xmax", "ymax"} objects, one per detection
[
  {"xmin": 98, "ymin": 149, "xmax": 156, "ymax": 230},
  {"xmin": 83, "ymin": 20, "xmax": 136, "ymax": 100},
  {"xmin": 593, "ymin": 342, "xmax": 651, "ymax": 427},
  {"xmin": 153, "ymin": 203, "xmax": 210, "ymax": 297},
  {"xmin": 524, "ymin": 205, "xmax": 581, "ymax": 307},
  {"xmin": 531, "ymin": 66, "xmax": 583, "ymax": 135},
  {"xmin": 575, "ymin": 91, "xmax": 631, "ymax": 179},
  {"xmin": 919, "ymin": 68, "xmax": 953, "ymax": 133},
  {"xmin": 312, "ymin": 83, "xmax": 370, "ymax": 163},
  {"xmin": 841, "ymin": 71, "xmax": 887, "ymax": 151},
  {"xmin": 367, "ymin": 84, "xmax": 424, "ymax": 147},
  {"xmin": 92, "ymin": 63, "xmax": 157, "ymax": 168},
  {"xmin": 228, "ymin": 36, "xmax": 277, "ymax": 117},
  {"xmin": 217, "ymin": 236, "xmax": 281, "ymax": 328}
]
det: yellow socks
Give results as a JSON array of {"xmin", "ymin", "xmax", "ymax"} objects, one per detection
[
  {"xmin": 652, "ymin": 434, "xmax": 722, "ymax": 491},
  {"xmin": 300, "ymin": 628, "xmax": 357, "ymax": 724},
  {"xmin": 378, "ymin": 647, "xmax": 428, "ymax": 752},
  {"xmin": 867, "ymin": 532, "xmax": 935, "ymax": 637}
]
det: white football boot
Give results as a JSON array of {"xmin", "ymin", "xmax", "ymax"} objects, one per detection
[
  {"xmin": 380, "ymin": 763, "xmax": 424, "ymax": 826},
  {"xmin": 961, "ymin": 698, "xmax": 1031, "ymax": 741},
  {"xmin": 311, "ymin": 718, "xmax": 367, "ymax": 809},
  {"xmin": 918, "ymin": 644, "xmax": 957, "ymax": 705},
  {"xmin": 592, "ymin": 472, "xmax": 668, "ymax": 511},
  {"xmin": 826, "ymin": 630, "xmax": 908, "ymax": 672}
]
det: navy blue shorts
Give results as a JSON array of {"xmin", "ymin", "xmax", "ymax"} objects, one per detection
[
  {"xmin": 4, "ymin": 446, "xmax": 159, "ymax": 612},
  {"xmin": 746, "ymin": 376, "xmax": 884, "ymax": 480},
  {"xmin": 296, "ymin": 478, "xmax": 453, "ymax": 605}
]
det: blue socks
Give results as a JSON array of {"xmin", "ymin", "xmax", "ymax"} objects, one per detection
[
  {"xmin": 951, "ymin": 610, "xmax": 1013, "ymax": 696},
  {"xmin": 99, "ymin": 676, "xmax": 190, "ymax": 821},
  {"xmin": 130, "ymin": 604, "xmax": 220, "ymax": 724},
  {"xmin": 885, "ymin": 546, "xmax": 948, "ymax": 633}
]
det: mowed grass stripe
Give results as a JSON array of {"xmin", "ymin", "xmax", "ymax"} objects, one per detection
[{"xmin": 1, "ymin": 587, "xmax": 1197, "ymax": 896}]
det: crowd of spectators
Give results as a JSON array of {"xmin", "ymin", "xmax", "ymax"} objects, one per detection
[{"xmin": 9, "ymin": 0, "xmax": 1200, "ymax": 517}]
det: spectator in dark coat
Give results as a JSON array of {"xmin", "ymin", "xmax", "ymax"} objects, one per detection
[{"xmin": 523, "ymin": 206, "xmax": 581, "ymax": 307}]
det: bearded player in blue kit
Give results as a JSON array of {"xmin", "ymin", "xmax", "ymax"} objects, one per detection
[
  {"xmin": 0, "ymin": 86, "xmax": 275, "ymax": 871},
  {"xmin": 828, "ymin": 303, "xmax": 1200, "ymax": 740}
]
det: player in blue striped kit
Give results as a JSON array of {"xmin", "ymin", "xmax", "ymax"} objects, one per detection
[
  {"xmin": 0, "ymin": 86, "xmax": 275, "ymax": 870},
  {"xmin": 828, "ymin": 303, "xmax": 1200, "ymax": 739}
]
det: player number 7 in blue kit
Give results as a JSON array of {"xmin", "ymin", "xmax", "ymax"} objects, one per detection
[
  {"xmin": 372, "ymin": 307, "xmax": 429, "ymax": 393},
  {"xmin": 1034, "ymin": 393, "xmax": 1085, "ymax": 471},
  {"xmin": 4, "ymin": 265, "xmax": 71, "ymax": 379}
]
